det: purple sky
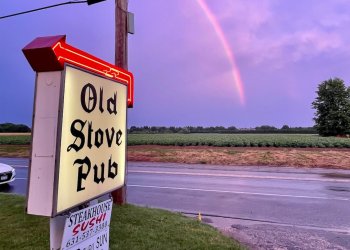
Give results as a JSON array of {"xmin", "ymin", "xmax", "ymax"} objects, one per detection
[{"xmin": 1, "ymin": 0, "xmax": 350, "ymax": 128}]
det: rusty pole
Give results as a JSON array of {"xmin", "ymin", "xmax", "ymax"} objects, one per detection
[{"xmin": 112, "ymin": 0, "xmax": 128, "ymax": 205}]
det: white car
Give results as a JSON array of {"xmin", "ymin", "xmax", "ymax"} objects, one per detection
[{"xmin": 0, "ymin": 163, "xmax": 16, "ymax": 185}]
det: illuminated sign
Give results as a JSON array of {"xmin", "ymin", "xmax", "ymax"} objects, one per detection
[
  {"xmin": 23, "ymin": 36, "xmax": 130, "ymax": 216},
  {"xmin": 56, "ymin": 65, "xmax": 127, "ymax": 213}
]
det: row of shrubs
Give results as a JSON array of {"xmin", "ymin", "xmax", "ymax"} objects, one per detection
[
  {"xmin": 0, "ymin": 135, "xmax": 30, "ymax": 145},
  {"xmin": 0, "ymin": 123, "xmax": 31, "ymax": 133},
  {"xmin": 129, "ymin": 141, "xmax": 350, "ymax": 148},
  {"xmin": 128, "ymin": 133, "xmax": 350, "ymax": 148}
]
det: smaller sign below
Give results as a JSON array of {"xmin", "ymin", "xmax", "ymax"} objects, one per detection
[
  {"xmin": 69, "ymin": 229, "xmax": 109, "ymax": 250},
  {"xmin": 61, "ymin": 199, "xmax": 112, "ymax": 250}
]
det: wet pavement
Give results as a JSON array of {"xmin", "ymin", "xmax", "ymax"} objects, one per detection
[{"xmin": 1, "ymin": 158, "xmax": 350, "ymax": 249}]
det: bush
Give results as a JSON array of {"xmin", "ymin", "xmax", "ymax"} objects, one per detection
[{"xmin": 0, "ymin": 123, "xmax": 31, "ymax": 133}]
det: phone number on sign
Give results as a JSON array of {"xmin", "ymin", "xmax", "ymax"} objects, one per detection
[
  {"xmin": 66, "ymin": 221, "xmax": 108, "ymax": 248},
  {"xmin": 67, "ymin": 230, "xmax": 109, "ymax": 250}
]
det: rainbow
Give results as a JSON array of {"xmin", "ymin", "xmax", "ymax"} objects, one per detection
[{"xmin": 196, "ymin": 0, "xmax": 246, "ymax": 105}]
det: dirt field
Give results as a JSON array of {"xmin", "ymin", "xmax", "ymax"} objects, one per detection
[
  {"xmin": 0, "ymin": 145, "xmax": 30, "ymax": 158},
  {"xmin": 127, "ymin": 145, "xmax": 350, "ymax": 170},
  {"xmin": 1, "ymin": 144, "xmax": 349, "ymax": 169}
]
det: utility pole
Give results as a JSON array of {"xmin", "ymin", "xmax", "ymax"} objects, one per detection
[
  {"xmin": 112, "ymin": 0, "xmax": 128, "ymax": 205},
  {"xmin": 115, "ymin": 0, "xmax": 128, "ymax": 69}
]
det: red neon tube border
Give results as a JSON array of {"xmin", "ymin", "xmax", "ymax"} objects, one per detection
[
  {"xmin": 52, "ymin": 40, "xmax": 134, "ymax": 108},
  {"xmin": 23, "ymin": 35, "xmax": 134, "ymax": 108}
]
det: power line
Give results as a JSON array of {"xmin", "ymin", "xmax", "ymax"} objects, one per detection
[{"xmin": 0, "ymin": 1, "xmax": 87, "ymax": 20}]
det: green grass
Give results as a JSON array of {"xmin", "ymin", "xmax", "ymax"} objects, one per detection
[
  {"xmin": 0, "ymin": 135, "xmax": 30, "ymax": 145},
  {"xmin": 2, "ymin": 133, "xmax": 350, "ymax": 148},
  {"xmin": 128, "ymin": 133, "xmax": 350, "ymax": 148},
  {"xmin": 0, "ymin": 194, "xmax": 242, "ymax": 250}
]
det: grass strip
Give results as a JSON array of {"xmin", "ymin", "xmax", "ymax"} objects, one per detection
[
  {"xmin": 2, "ymin": 133, "xmax": 350, "ymax": 148},
  {"xmin": 0, "ymin": 134, "xmax": 31, "ymax": 145},
  {"xmin": 0, "ymin": 194, "xmax": 242, "ymax": 250},
  {"xmin": 128, "ymin": 133, "xmax": 350, "ymax": 148}
]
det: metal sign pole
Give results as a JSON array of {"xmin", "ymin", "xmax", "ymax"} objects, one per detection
[{"xmin": 50, "ymin": 216, "xmax": 66, "ymax": 250}]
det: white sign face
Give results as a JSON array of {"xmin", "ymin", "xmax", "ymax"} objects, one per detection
[
  {"xmin": 56, "ymin": 65, "xmax": 127, "ymax": 214},
  {"xmin": 61, "ymin": 199, "xmax": 112, "ymax": 250},
  {"xmin": 72, "ymin": 230, "xmax": 109, "ymax": 250}
]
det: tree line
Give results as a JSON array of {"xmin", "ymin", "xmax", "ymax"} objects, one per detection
[
  {"xmin": 1, "ymin": 78, "xmax": 348, "ymax": 137},
  {"xmin": 130, "ymin": 77, "xmax": 350, "ymax": 137},
  {"xmin": 0, "ymin": 123, "xmax": 31, "ymax": 133},
  {"xmin": 129, "ymin": 125, "xmax": 316, "ymax": 134}
]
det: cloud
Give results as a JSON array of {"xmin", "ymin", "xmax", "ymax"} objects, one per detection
[
  {"xmin": 248, "ymin": 29, "xmax": 343, "ymax": 66},
  {"xmin": 205, "ymin": 0, "xmax": 350, "ymax": 68}
]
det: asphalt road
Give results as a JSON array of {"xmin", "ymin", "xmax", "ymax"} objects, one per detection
[{"xmin": 1, "ymin": 157, "xmax": 350, "ymax": 249}]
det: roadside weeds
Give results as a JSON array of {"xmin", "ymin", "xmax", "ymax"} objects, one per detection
[
  {"xmin": 127, "ymin": 145, "xmax": 350, "ymax": 170},
  {"xmin": 1, "ymin": 144, "xmax": 349, "ymax": 170}
]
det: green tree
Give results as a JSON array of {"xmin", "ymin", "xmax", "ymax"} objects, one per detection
[
  {"xmin": 255, "ymin": 125, "xmax": 277, "ymax": 131},
  {"xmin": 281, "ymin": 125, "xmax": 290, "ymax": 130},
  {"xmin": 312, "ymin": 78, "xmax": 350, "ymax": 136},
  {"xmin": 0, "ymin": 123, "xmax": 31, "ymax": 132}
]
